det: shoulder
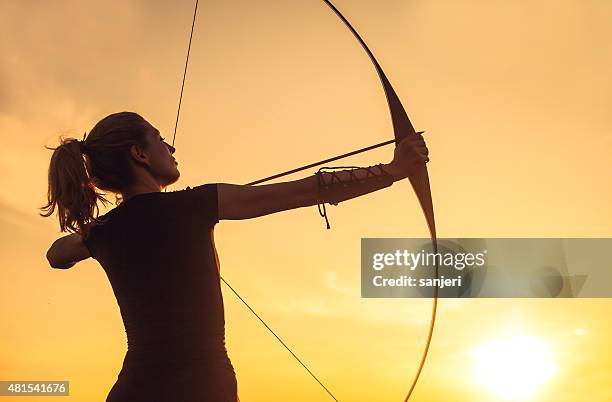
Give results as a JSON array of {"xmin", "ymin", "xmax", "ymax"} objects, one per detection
[
  {"xmin": 84, "ymin": 212, "xmax": 110, "ymax": 237},
  {"xmin": 183, "ymin": 183, "xmax": 217, "ymax": 193},
  {"xmin": 172, "ymin": 183, "xmax": 218, "ymax": 202},
  {"xmin": 171, "ymin": 183, "xmax": 219, "ymax": 224},
  {"xmin": 82, "ymin": 212, "xmax": 111, "ymax": 258}
]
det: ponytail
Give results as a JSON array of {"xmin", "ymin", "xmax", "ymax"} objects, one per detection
[
  {"xmin": 40, "ymin": 135, "xmax": 110, "ymax": 238},
  {"xmin": 40, "ymin": 111, "xmax": 150, "ymax": 238}
]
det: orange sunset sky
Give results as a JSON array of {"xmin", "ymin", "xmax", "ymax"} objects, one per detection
[{"xmin": 0, "ymin": 0, "xmax": 611, "ymax": 401}]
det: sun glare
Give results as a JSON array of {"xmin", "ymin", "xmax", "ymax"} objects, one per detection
[{"xmin": 472, "ymin": 335, "xmax": 556, "ymax": 401}]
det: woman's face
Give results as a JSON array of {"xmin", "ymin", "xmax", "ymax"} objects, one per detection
[{"xmin": 141, "ymin": 122, "xmax": 180, "ymax": 188}]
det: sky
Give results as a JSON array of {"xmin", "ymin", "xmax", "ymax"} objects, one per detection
[{"xmin": 1, "ymin": 0, "xmax": 611, "ymax": 401}]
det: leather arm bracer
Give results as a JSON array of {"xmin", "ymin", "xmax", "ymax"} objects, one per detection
[{"xmin": 315, "ymin": 164, "xmax": 395, "ymax": 228}]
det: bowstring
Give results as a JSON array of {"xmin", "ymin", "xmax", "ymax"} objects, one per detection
[
  {"xmin": 170, "ymin": 1, "xmax": 340, "ymax": 400},
  {"xmin": 171, "ymin": 0, "xmax": 199, "ymax": 150},
  {"xmin": 164, "ymin": 0, "xmax": 199, "ymax": 195}
]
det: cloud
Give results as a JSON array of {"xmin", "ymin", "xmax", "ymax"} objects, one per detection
[{"xmin": 323, "ymin": 270, "xmax": 358, "ymax": 296}]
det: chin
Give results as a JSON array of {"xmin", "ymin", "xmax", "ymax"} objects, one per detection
[{"xmin": 163, "ymin": 170, "xmax": 181, "ymax": 187}]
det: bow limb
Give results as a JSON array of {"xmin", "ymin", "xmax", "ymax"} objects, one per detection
[{"xmin": 322, "ymin": 2, "xmax": 439, "ymax": 401}]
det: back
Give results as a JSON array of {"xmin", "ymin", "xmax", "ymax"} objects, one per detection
[{"xmin": 83, "ymin": 183, "xmax": 230, "ymax": 369}]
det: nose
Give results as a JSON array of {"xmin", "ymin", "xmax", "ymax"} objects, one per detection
[{"xmin": 165, "ymin": 142, "xmax": 176, "ymax": 155}]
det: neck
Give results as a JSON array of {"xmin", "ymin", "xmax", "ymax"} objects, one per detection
[{"xmin": 121, "ymin": 182, "xmax": 162, "ymax": 201}]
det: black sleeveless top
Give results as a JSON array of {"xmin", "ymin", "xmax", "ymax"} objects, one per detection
[{"xmin": 84, "ymin": 184, "xmax": 238, "ymax": 401}]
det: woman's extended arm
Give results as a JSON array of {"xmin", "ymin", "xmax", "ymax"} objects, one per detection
[
  {"xmin": 217, "ymin": 134, "xmax": 428, "ymax": 220},
  {"xmin": 46, "ymin": 233, "xmax": 90, "ymax": 269}
]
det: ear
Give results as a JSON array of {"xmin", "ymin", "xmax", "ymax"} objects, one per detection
[{"xmin": 129, "ymin": 143, "xmax": 150, "ymax": 167}]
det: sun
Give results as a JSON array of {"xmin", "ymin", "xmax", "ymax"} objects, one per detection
[{"xmin": 472, "ymin": 335, "xmax": 556, "ymax": 401}]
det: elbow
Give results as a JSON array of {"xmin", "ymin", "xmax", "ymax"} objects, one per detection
[
  {"xmin": 46, "ymin": 246, "xmax": 71, "ymax": 269},
  {"xmin": 46, "ymin": 248, "xmax": 59, "ymax": 268}
]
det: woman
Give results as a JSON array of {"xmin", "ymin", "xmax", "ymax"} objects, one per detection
[{"xmin": 41, "ymin": 111, "xmax": 428, "ymax": 401}]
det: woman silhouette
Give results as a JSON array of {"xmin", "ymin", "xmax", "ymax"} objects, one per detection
[{"xmin": 41, "ymin": 111, "xmax": 428, "ymax": 401}]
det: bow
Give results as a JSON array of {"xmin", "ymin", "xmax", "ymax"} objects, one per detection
[
  {"xmin": 170, "ymin": 1, "xmax": 439, "ymax": 400},
  {"xmin": 321, "ymin": 1, "xmax": 439, "ymax": 400}
]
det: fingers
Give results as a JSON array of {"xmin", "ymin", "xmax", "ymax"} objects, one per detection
[
  {"xmin": 404, "ymin": 138, "xmax": 429, "ymax": 156},
  {"xmin": 399, "ymin": 138, "xmax": 425, "ymax": 151},
  {"xmin": 412, "ymin": 133, "xmax": 428, "ymax": 160},
  {"xmin": 396, "ymin": 144, "xmax": 429, "ymax": 159},
  {"xmin": 415, "ymin": 154, "xmax": 430, "ymax": 166},
  {"xmin": 394, "ymin": 131, "xmax": 430, "ymax": 167},
  {"xmin": 415, "ymin": 145, "xmax": 429, "ymax": 155},
  {"xmin": 404, "ymin": 133, "xmax": 426, "ymax": 148},
  {"xmin": 408, "ymin": 154, "xmax": 430, "ymax": 172},
  {"xmin": 414, "ymin": 133, "xmax": 426, "ymax": 145}
]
